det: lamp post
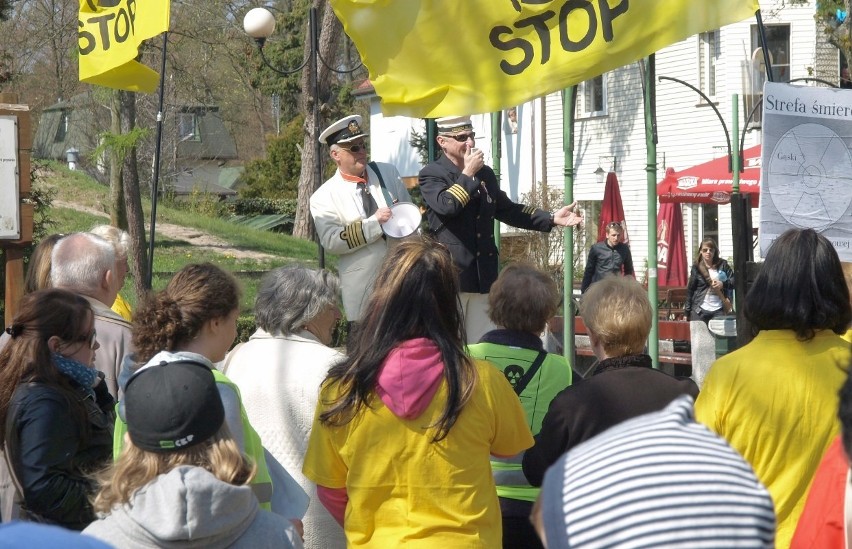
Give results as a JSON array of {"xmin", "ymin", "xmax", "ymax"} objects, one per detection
[{"xmin": 244, "ymin": 6, "xmax": 361, "ymax": 269}]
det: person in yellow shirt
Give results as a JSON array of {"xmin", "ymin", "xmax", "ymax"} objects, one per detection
[
  {"xmin": 695, "ymin": 228, "xmax": 851, "ymax": 548},
  {"xmin": 303, "ymin": 239, "xmax": 533, "ymax": 548}
]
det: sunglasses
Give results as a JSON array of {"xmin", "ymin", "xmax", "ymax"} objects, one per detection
[
  {"xmin": 339, "ymin": 143, "xmax": 366, "ymax": 153},
  {"xmin": 444, "ymin": 132, "xmax": 475, "ymax": 142},
  {"xmin": 701, "ymin": 247, "xmax": 715, "ymax": 253},
  {"xmin": 606, "ymin": 222, "xmax": 622, "ymax": 229}
]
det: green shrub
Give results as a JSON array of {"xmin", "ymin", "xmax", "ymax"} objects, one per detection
[{"xmin": 229, "ymin": 197, "xmax": 297, "ymax": 217}]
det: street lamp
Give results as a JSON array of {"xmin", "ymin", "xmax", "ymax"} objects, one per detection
[{"xmin": 243, "ymin": 7, "xmax": 362, "ymax": 268}]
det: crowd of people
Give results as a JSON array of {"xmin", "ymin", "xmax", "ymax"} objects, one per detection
[{"xmin": 0, "ymin": 111, "xmax": 850, "ymax": 548}]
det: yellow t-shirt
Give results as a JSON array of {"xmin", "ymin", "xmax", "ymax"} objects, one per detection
[
  {"xmin": 111, "ymin": 294, "xmax": 132, "ymax": 322},
  {"xmin": 695, "ymin": 330, "xmax": 851, "ymax": 549},
  {"xmin": 303, "ymin": 359, "xmax": 533, "ymax": 548}
]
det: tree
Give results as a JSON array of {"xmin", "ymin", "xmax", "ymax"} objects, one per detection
[
  {"xmin": 241, "ymin": 114, "xmax": 304, "ymax": 199},
  {"xmin": 291, "ymin": 1, "xmax": 352, "ymax": 239},
  {"xmin": 817, "ymin": 0, "xmax": 852, "ymax": 75}
]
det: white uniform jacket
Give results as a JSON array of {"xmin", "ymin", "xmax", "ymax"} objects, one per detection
[{"xmin": 310, "ymin": 162, "xmax": 411, "ymax": 321}]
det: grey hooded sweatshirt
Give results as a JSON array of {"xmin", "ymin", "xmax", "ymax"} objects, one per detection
[{"xmin": 82, "ymin": 466, "xmax": 302, "ymax": 549}]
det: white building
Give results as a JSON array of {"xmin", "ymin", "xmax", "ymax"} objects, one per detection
[{"xmin": 360, "ymin": 1, "xmax": 842, "ymax": 281}]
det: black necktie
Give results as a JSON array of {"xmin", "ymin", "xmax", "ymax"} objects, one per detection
[{"xmin": 358, "ymin": 182, "xmax": 378, "ymax": 218}]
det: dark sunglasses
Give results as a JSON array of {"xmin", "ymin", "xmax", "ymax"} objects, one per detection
[
  {"xmin": 339, "ymin": 143, "xmax": 366, "ymax": 153},
  {"xmin": 606, "ymin": 222, "xmax": 621, "ymax": 229},
  {"xmin": 444, "ymin": 132, "xmax": 475, "ymax": 142}
]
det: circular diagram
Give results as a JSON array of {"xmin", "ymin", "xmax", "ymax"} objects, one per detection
[{"xmin": 767, "ymin": 123, "xmax": 852, "ymax": 231}]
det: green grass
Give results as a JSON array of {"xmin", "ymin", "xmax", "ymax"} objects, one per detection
[{"xmin": 38, "ymin": 162, "xmax": 333, "ymax": 315}]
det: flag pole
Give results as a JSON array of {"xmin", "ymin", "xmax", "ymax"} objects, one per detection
[
  {"xmin": 145, "ymin": 32, "xmax": 169, "ymax": 289},
  {"xmin": 641, "ymin": 54, "xmax": 660, "ymax": 368}
]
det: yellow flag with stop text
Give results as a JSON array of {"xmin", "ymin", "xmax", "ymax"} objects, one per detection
[
  {"xmin": 78, "ymin": 0, "xmax": 171, "ymax": 93},
  {"xmin": 330, "ymin": 0, "xmax": 759, "ymax": 117}
]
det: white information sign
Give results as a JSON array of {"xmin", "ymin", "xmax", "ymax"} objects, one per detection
[
  {"xmin": 0, "ymin": 115, "xmax": 20, "ymax": 240},
  {"xmin": 759, "ymin": 82, "xmax": 852, "ymax": 261}
]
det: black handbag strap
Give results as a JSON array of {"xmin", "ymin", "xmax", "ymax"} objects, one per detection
[
  {"xmin": 368, "ymin": 161, "xmax": 396, "ymax": 206},
  {"xmin": 513, "ymin": 351, "xmax": 548, "ymax": 396}
]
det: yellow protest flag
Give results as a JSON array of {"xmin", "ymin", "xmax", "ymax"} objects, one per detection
[
  {"xmin": 79, "ymin": 0, "xmax": 171, "ymax": 93},
  {"xmin": 330, "ymin": 0, "xmax": 759, "ymax": 117}
]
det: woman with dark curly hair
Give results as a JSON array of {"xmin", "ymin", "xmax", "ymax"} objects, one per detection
[
  {"xmin": 696, "ymin": 228, "xmax": 852, "ymax": 548},
  {"xmin": 0, "ymin": 289, "xmax": 113, "ymax": 529},
  {"xmin": 303, "ymin": 239, "xmax": 532, "ymax": 547},
  {"xmin": 114, "ymin": 263, "xmax": 307, "ymax": 526}
]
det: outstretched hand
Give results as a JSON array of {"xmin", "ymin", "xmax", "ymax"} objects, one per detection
[{"xmin": 552, "ymin": 202, "xmax": 583, "ymax": 227}]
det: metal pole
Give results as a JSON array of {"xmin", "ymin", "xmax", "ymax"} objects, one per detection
[
  {"xmin": 491, "ymin": 111, "xmax": 502, "ymax": 252},
  {"xmin": 146, "ymin": 32, "xmax": 169, "ymax": 290},
  {"xmin": 309, "ymin": 7, "xmax": 325, "ymax": 268},
  {"xmin": 755, "ymin": 11, "xmax": 774, "ymax": 83},
  {"xmin": 731, "ymin": 95, "xmax": 751, "ymax": 347},
  {"xmin": 562, "ymin": 86, "xmax": 577, "ymax": 366},
  {"xmin": 643, "ymin": 55, "xmax": 659, "ymax": 368}
]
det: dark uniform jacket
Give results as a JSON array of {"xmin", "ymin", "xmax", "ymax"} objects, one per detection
[
  {"xmin": 580, "ymin": 240, "xmax": 634, "ymax": 292},
  {"xmin": 419, "ymin": 155, "xmax": 552, "ymax": 293},
  {"xmin": 521, "ymin": 354, "xmax": 698, "ymax": 487}
]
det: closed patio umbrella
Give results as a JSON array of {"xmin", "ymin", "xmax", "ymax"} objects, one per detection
[
  {"xmin": 597, "ymin": 171, "xmax": 629, "ymax": 245},
  {"xmin": 656, "ymin": 201, "xmax": 688, "ymax": 287}
]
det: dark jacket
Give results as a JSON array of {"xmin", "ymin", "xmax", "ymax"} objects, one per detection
[
  {"xmin": 685, "ymin": 259, "xmax": 734, "ymax": 316},
  {"xmin": 581, "ymin": 240, "xmax": 634, "ymax": 292},
  {"xmin": 2, "ymin": 380, "xmax": 114, "ymax": 530},
  {"xmin": 521, "ymin": 354, "xmax": 698, "ymax": 487},
  {"xmin": 419, "ymin": 155, "xmax": 553, "ymax": 293}
]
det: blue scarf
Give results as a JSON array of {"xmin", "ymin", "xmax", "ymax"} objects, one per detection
[{"xmin": 52, "ymin": 353, "xmax": 98, "ymax": 398}]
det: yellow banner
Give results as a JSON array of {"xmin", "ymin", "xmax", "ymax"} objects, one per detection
[
  {"xmin": 330, "ymin": 0, "xmax": 759, "ymax": 117},
  {"xmin": 79, "ymin": 0, "xmax": 171, "ymax": 93}
]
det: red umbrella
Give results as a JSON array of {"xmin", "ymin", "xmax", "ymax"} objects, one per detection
[
  {"xmin": 657, "ymin": 145, "xmax": 761, "ymax": 205},
  {"xmin": 656, "ymin": 202, "xmax": 689, "ymax": 287},
  {"xmin": 597, "ymin": 171, "xmax": 629, "ymax": 245}
]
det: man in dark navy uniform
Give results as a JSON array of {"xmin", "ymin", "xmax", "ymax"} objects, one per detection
[{"xmin": 418, "ymin": 115, "xmax": 582, "ymax": 342}]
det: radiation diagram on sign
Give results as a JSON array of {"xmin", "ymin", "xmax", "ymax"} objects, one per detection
[{"xmin": 766, "ymin": 123, "xmax": 852, "ymax": 231}]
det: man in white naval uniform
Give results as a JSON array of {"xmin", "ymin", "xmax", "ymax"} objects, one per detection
[{"xmin": 310, "ymin": 115, "xmax": 412, "ymax": 323}]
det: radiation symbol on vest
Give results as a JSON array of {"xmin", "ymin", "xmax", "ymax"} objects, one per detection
[
  {"xmin": 503, "ymin": 364, "xmax": 524, "ymax": 387},
  {"xmin": 767, "ymin": 123, "xmax": 852, "ymax": 231}
]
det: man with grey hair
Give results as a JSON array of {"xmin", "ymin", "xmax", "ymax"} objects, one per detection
[
  {"xmin": 224, "ymin": 265, "xmax": 346, "ymax": 549},
  {"xmin": 51, "ymin": 232, "xmax": 133, "ymax": 397},
  {"xmin": 310, "ymin": 114, "xmax": 412, "ymax": 324}
]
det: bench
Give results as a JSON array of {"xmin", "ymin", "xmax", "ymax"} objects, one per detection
[
  {"xmin": 658, "ymin": 287, "xmax": 688, "ymax": 321},
  {"xmin": 546, "ymin": 316, "xmax": 692, "ymax": 376}
]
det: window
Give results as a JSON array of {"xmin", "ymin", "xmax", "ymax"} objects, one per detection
[
  {"xmin": 701, "ymin": 204, "xmax": 719, "ymax": 245},
  {"xmin": 54, "ymin": 111, "xmax": 69, "ymax": 143},
  {"xmin": 841, "ymin": 52, "xmax": 851, "ymax": 89},
  {"xmin": 698, "ymin": 30, "xmax": 719, "ymax": 98},
  {"xmin": 580, "ymin": 74, "xmax": 607, "ymax": 117},
  {"xmin": 751, "ymin": 24, "xmax": 790, "ymax": 83},
  {"xmin": 177, "ymin": 112, "xmax": 200, "ymax": 142}
]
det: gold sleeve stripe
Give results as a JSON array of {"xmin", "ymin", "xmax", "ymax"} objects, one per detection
[
  {"xmin": 339, "ymin": 220, "xmax": 367, "ymax": 249},
  {"xmin": 446, "ymin": 184, "xmax": 470, "ymax": 206},
  {"xmin": 522, "ymin": 205, "xmax": 535, "ymax": 215}
]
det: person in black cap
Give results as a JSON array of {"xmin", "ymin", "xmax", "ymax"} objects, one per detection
[
  {"xmin": 310, "ymin": 114, "xmax": 412, "ymax": 324},
  {"xmin": 83, "ymin": 361, "xmax": 303, "ymax": 548},
  {"xmin": 419, "ymin": 115, "xmax": 583, "ymax": 343}
]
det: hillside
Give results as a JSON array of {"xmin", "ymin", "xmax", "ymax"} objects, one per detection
[{"xmin": 32, "ymin": 162, "xmax": 331, "ymax": 314}]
